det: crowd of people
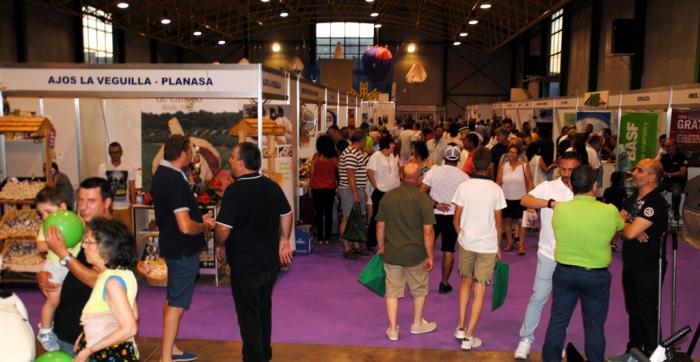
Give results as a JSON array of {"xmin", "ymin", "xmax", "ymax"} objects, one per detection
[
  {"xmin": 307, "ymin": 115, "xmax": 683, "ymax": 361},
  {"xmin": 25, "ymin": 113, "xmax": 686, "ymax": 361}
]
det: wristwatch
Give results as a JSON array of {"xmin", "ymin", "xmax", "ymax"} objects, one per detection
[
  {"xmin": 547, "ymin": 199, "xmax": 555, "ymax": 208},
  {"xmin": 59, "ymin": 255, "xmax": 73, "ymax": 266}
]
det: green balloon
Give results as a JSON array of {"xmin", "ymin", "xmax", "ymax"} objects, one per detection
[
  {"xmin": 42, "ymin": 210, "xmax": 84, "ymax": 248},
  {"xmin": 35, "ymin": 351, "xmax": 73, "ymax": 362}
]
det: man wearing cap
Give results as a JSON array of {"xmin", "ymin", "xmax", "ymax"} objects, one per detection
[
  {"xmin": 421, "ymin": 144, "xmax": 469, "ymax": 294},
  {"xmin": 541, "ymin": 165, "xmax": 624, "ymax": 362}
]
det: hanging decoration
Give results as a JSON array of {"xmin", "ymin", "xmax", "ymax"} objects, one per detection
[
  {"xmin": 361, "ymin": 46, "xmax": 393, "ymax": 83},
  {"xmin": 405, "ymin": 63, "xmax": 427, "ymax": 83}
]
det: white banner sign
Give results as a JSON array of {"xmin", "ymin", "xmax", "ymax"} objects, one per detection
[{"xmin": 0, "ymin": 67, "xmax": 260, "ymax": 97}]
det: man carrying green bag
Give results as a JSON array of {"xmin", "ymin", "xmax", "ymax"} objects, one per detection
[{"xmin": 374, "ymin": 163, "xmax": 437, "ymax": 342}]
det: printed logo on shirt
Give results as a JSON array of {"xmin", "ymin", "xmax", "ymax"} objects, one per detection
[{"xmin": 644, "ymin": 207, "xmax": 654, "ymax": 217}]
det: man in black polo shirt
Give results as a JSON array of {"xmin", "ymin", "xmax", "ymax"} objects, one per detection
[
  {"xmin": 215, "ymin": 142, "xmax": 293, "ymax": 362},
  {"xmin": 609, "ymin": 158, "xmax": 669, "ymax": 361},
  {"xmin": 659, "ymin": 138, "xmax": 688, "ymax": 220},
  {"xmin": 152, "ymin": 135, "xmax": 215, "ymax": 362},
  {"xmin": 490, "ymin": 127, "xmax": 509, "ymax": 178},
  {"xmin": 38, "ymin": 177, "xmax": 113, "ymax": 355}
]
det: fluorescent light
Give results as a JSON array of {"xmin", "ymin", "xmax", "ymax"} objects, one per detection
[
  {"xmin": 116, "ymin": 2, "xmax": 129, "ymax": 9},
  {"xmin": 261, "ymin": 0, "xmax": 270, "ymax": 2},
  {"xmin": 480, "ymin": 3, "xmax": 492, "ymax": 9},
  {"xmin": 272, "ymin": 42, "xmax": 281, "ymax": 52},
  {"xmin": 193, "ymin": 31, "xmax": 202, "ymax": 36},
  {"xmin": 468, "ymin": 19, "xmax": 478, "ymax": 25},
  {"xmin": 365, "ymin": 0, "xmax": 375, "ymax": 2},
  {"xmin": 161, "ymin": 18, "xmax": 171, "ymax": 25},
  {"xmin": 280, "ymin": 11, "xmax": 289, "ymax": 17},
  {"xmin": 453, "ymin": 41, "xmax": 462, "ymax": 46},
  {"xmin": 218, "ymin": 40, "xmax": 226, "ymax": 45},
  {"xmin": 459, "ymin": 32, "xmax": 468, "ymax": 37},
  {"xmin": 407, "ymin": 43, "xmax": 416, "ymax": 53},
  {"xmin": 374, "ymin": 24, "xmax": 382, "ymax": 29},
  {"xmin": 370, "ymin": 12, "xmax": 379, "ymax": 17}
]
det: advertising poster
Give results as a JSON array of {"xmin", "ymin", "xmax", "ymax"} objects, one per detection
[
  {"xmin": 619, "ymin": 112, "xmax": 658, "ymax": 170},
  {"xmin": 670, "ymin": 109, "xmax": 700, "ymax": 166},
  {"xmin": 576, "ymin": 111, "xmax": 611, "ymax": 132},
  {"xmin": 141, "ymin": 98, "xmax": 248, "ymax": 191}
]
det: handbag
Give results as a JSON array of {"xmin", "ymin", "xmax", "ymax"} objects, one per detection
[
  {"xmin": 342, "ymin": 203, "xmax": 367, "ymax": 242},
  {"xmin": 357, "ymin": 255, "xmax": 386, "ymax": 297},
  {"xmin": 491, "ymin": 260, "xmax": 509, "ymax": 311}
]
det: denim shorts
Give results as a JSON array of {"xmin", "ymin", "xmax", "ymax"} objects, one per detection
[{"xmin": 165, "ymin": 253, "xmax": 199, "ymax": 309}]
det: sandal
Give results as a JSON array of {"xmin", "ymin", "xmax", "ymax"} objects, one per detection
[
  {"xmin": 503, "ymin": 243, "xmax": 513, "ymax": 252},
  {"xmin": 343, "ymin": 250, "xmax": 358, "ymax": 260},
  {"xmin": 517, "ymin": 247, "xmax": 526, "ymax": 255}
]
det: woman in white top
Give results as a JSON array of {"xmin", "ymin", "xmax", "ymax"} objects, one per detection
[
  {"xmin": 497, "ymin": 145, "xmax": 534, "ymax": 255},
  {"xmin": 366, "ymin": 135, "xmax": 401, "ymax": 249}
]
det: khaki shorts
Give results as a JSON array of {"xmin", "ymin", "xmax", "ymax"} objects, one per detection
[
  {"xmin": 384, "ymin": 262, "xmax": 429, "ymax": 299},
  {"xmin": 458, "ymin": 247, "xmax": 497, "ymax": 283}
]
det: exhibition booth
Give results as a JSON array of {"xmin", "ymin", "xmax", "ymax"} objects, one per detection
[{"xmin": 0, "ymin": 63, "xmax": 358, "ymax": 284}]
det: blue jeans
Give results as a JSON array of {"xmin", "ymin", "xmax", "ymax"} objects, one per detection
[
  {"xmin": 519, "ymin": 253, "xmax": 557, "ymax": 343},
  {"xmin": 542, "ymin": 265, "xmax": 611, "ymax": 362}
]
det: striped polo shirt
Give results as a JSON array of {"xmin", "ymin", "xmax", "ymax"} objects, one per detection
[{"xmin": 338, "ymin": 145, "xmax": 369, "ymax": 189}]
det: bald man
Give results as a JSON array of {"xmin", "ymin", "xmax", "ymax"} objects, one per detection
[
  {"xmin": 609, "ymin": 159, "xmax": 669, "ymax": 360},
  {"xmin": 376, "ymin": 163, "xmax": 437, "ymax": 341}
]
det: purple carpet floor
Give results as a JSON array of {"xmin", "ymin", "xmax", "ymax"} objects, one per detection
[{"xmin": 10, "ymin": 232, "xmax": 700, "ymax": 356}]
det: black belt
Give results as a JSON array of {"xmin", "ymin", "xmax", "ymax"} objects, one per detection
[{"xmin": 557, "ymin": 262, "xmax": 607, "ymax": 271}]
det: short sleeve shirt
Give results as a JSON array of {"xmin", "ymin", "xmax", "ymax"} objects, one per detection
[
  {"xmin": 151, "ymin": 161, "xmax": 205, "ymax": 259},
  {"xmin": 338, "ymin": 146, "xmax": 369, "ymax": 189},
  {"xmin": 452, "ymin": 177, "xmax": 507, "ymax": 253},
  {"xmin": 621, "ymin": 188, "xmax": 669, "ymax": 269},
  {"xmin": 528, "ymin": 178, "xmax": 574, "ymax": 260},
  {"xmin": 98, "ymin": 162, "xmax": 135, "ymax": 210},
  {"xmin": 660, "ymin": 152, "xmax": 689, "ymax": 185},
  {"xmin": 422, "ymin": 165, "xmax": 469, "ymax": 215},
  {"xmin": 376, "ymin": 183, "xmax": 436, "ymax": 267},
  {"xmin": 366, "ymin": 152, "xmax": 400, "ymax": 192},
  {"xmin": 491, "ymin": 144, "xmax": 507, "ymax": 168},
  {"xmin": 216, "ymin": 173, "xmax": 292, "ymax": 274}
]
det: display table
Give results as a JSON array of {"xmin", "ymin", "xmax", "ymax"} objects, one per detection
[{"xmin": 131, "ymin": 204, "xmax": 221, "ymax": 286}]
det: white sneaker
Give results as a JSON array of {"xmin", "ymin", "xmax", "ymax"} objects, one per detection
[
  {"xmin": 461, "ymin": 336, "xmax": 483, "ymax": 351},
  {"xmin": 410, "ymin": 319, "xmax": 437, "ymax": 334},
  {"xmin": 386, "ymin": 326, "xmax": 399, "ymax": 341},
  {"xmin": 37, "ymin": 324, "xmax": 59, "ymax": 352},
  {"xmin": 454, "ymin": 328, "xmax": 466, "ymax": 340},
  {"xmin": 514, "ymin": 338, "xmax": 532, "ymax": 359}
]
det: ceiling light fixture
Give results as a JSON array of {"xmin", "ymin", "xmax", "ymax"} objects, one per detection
[
  {"xmin": 218, "ymin": 40, "xmax": 226, "ymax": 45},
  {"xmin": 365, "ymin": 0, "xmax": 375, "ymax": 2},
  {"xmin": 374, "ymin": 24, "xmax": 382, "ymax": 28},
  {"xmin": 468, "ymin": 19, "xmax": 478, "ymax": 25},
  {"xmin": 272, "ymin": 42, "xmax": 281, "ymax": 52},
  {"xmin": 193, "ymin": 31, "xmax": 202, "ymax": 36},
  {"xmin": 160, "ymin": 18, "xmax": 171, "ymax": 25},
  {"xmin": 261, "ymin": 0, "xmax": 270, "ymax": 2},
  {"xmin": 116, "ymin": 2, "xmax": 129, "ymax": 9},
  {"xmin": 459, "ymin": 32, "xmax": 468, "ymax": 37},
  {"xmin": 280, "ymin": 11, "xmax": 289, "ymax": 17},
  {"xmin": 480, "ymin": 3, "xmax": 492, "ymax": 9},
  {"xmin": 453, "ymin": 41, "xmax": 462, "ymax": 46},
  {"xmin": 370, "ymin": 12, "xmax": 379, "ymax": 17},
  {"xmin": 407, "ymin": 43, "xmax": 416, "ymax": 53}
]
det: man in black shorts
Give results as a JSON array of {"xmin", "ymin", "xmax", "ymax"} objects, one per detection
[
  {"xmin": 152, "ymin": 135, "xmax": 215, "ymax": 362},
  {"xmin": 421, "ymin": 145, "xmax": 470, "ymax": 293}
]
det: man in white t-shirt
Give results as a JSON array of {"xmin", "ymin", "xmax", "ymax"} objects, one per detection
[
  {"xmin": 399, "ymin": 120, "xmax": 420, "ymax": 163},
  {"xmin": 426, "ymin": 125, "xmax": 448, "ymax": 166},
  {"xmin": 421, "ymin": 145, "xmax": 469, "ymax": 294},
  {"xmin": 97, "ymin": 142, "xmax": 136, "ymax": 230},
  {"xmin": 513, "ymin": 152, "xmax": 580, "ymax": 359},
  {"xmin": 367, "ymin": 135, "xmax": 401, "ymax": 250},
  {"xmin": 451, "ymin": 148, "xmax": 506, "ymax": 351}
]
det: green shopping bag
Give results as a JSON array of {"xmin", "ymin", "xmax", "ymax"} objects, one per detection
[
  {"xmin": 357, "ymin": 254, "xmax": 386, "ymax": 297},
  {"xmin": 491, "ymin": 260, "xmax": 509, "ymax": 311},
  {"xmin": 343, "ymin": 203, "xmax": 367, "ymax": 242}
]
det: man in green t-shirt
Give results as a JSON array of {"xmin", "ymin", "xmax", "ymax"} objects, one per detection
[
  {"xmin": 376, "ymin": 163, "xmax": 437, "ymax": 342},
  {"xmin": 541, "ymin": 165, "xmax": 624, "ymax": 362}
]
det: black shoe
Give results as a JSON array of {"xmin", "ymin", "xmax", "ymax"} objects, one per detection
[
  {"xmin": 353, "ymin": 248, "xmax": 370, "ymax": 256},
  {"xmin": 438, "ymin": 282, "xmax": 452, "ymax": 294}
]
